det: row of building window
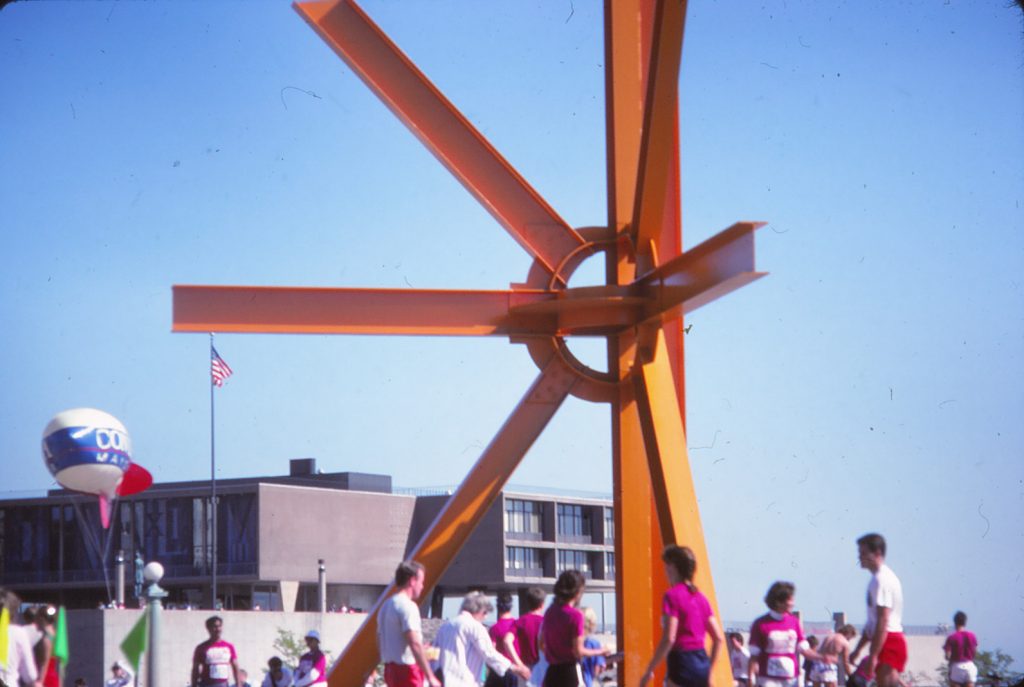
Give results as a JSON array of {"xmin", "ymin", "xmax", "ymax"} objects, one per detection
[
  {"xmin": 0, "ymin": 494, "xmax": 257, "ymax": 585},
  {"xmin": 504, "ymin": 546, "xmax": 616, "ymax": 580},
  {"xmin": 504, "ymin": 499, "xmax": 615, "ymax": 541}
]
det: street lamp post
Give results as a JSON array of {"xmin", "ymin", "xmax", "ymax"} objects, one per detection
[
  {"xmin": 115, "ymin": 550, "xmax": 125, "ymax": 607},
  {"xmin": 318, "ymin": 559, "xmax": 327, "ymax": 614},
  {"xmin": 143, "ymin": 561, "xmax": 168, "ymax": 687}
]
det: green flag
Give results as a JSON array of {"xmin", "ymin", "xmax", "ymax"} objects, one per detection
[
  {"xmin": 53, "ymin": 606, "xmax": 70, "ymax": 670},
  {"xmin": 119, "ymin": 611, "xmax": 148, "ymax": 673}
]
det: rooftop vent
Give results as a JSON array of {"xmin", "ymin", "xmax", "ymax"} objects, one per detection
[{"xmin": 290, "ymin": 458, "xmax": 317, "ymax": 476}]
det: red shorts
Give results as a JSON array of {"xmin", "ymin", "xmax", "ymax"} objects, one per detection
[
  {"xmin": 385, "ymin": 663, "xmax": 425, "ymax": 687},
  {"xmin": 878, "ymin": 633, "xmax": 908, "ymax": 673}
]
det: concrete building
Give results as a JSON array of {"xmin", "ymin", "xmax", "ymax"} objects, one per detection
[
  {"xmin": 412, "ymin": 488, "xmax": 615, "ymax": 625},
  {"xmin": 0, "ymin": 460, "xmax": 615, "ymax": 618}
]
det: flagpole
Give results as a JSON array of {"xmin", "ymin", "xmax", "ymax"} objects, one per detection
[{"xmin": 209, "ymin": 332, "xmax": 218, "ymax": 610}]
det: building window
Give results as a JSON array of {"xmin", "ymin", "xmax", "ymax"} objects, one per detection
[
  {"xmin": 605, "ymin": 551, "xmax": 615, "ymax": 578},
  {"xmin": 556, "ymin": 549, "xmax": 591, "ymax": 577},
  {"xmin": 504, "ymin": 499, "xmax": 541, "ymax": 536},
  {"xmin": 505, "ymin": 546, "xmax": 543, "ymax": 576},
  {"xmin": 193, "ymin": 498, "xmax": 211, "ymax": 571},
  {"xmin": 556, "ymin": 504, "xmax": 591, "ymax": 539},
  {"xmin": 252, "ymin": 585, "xmax": 281, "ymax": 611},
  {"xmin": 603, "ymin": 507, "xmax": 614, "ymax": 542}
]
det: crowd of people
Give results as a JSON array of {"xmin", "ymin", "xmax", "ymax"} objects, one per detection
[
  {"xmin": 653, "ymin": 532, "xmax": 913, "ymax": 687},
  {"xmin": 2, "ymin": 531, "xmax": 983, "ymax": 687},
  {"xmin": 371, "ymin": 532, "xmax": 978, "ymax": 687},
  {"xmin": 376, "ymin": 560, "xmax": 613, "ymax": 687}
]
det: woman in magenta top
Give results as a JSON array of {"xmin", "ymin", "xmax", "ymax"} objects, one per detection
[
  {"xmin": 516, "ymin": 586, "xmax": 547, "ymax": 671},
  {"xmin": 640, "ymin": 546, "xmax": 725, "ymax": 687},
  {"xmin": 944, "ymin": 611, "xmax": 979, "ymax": 687},
  {"xmin": 540, "ymin": 570, "xmax": 609, "ymax": 687},
  {"xmin": 487, "ymin": 591, "xmax": 527, "ymax": 687}
]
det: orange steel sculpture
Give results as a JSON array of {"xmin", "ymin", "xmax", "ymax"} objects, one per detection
[{"xmin": 173, "ymin": 2, "xmax": 765, "ymax": 686}]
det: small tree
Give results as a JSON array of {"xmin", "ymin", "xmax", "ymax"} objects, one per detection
[
  {"xmin": 273, "ymin": 628, "xmax": 307, "ymax": 669},
  {"xmin": 976, "ymin": 649, "xmax": 1022, "ymax": 684},
  {"xmin": 273, "ymin": 628, "xmax": 337, "ymax": 673}
]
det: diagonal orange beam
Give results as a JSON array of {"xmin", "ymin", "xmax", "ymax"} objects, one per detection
[
  {"xmin": 172, "ymin": 285, "xmax": 555, "ymax": 336},
  {"xmin": 294, "ymin": 0, "xmax": 587, "ymax": 286},
  {"xmin": 631, "ymin": 326, "xmax": 732, "ymax": 687},
  {"xmin": 634, "ymin": 221, "xmax": 766, "ymax": 319},
  {"xmin": 325, "ymin": 350, "xmax": 579, "ymax": 687},
  {"xmin": 631, "ymin": 0, "xmax": 687, "ymax": 255}
]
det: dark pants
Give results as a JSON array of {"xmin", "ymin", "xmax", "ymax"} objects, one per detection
[
  {"xmin": 666, "ymin": 649, "xmax": 711, "ymax": 687},
  {"xmin": 543, "ymin": 663, "xmax": 583, "ymax": 687},
  {"xmin": 485, "ymin": 669, "xmax": 518, "ymax": 687}
]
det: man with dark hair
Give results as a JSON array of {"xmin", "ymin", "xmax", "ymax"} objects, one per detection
[
  {"xmin": 944, "ymin": 612, "xmax": 978, "ymax": 687},
  {"xmin": 261, "ymin": 656, "xmax": 293, "ymax": 687},
  {"xmin": 516, "ymin": 587, "xmax": 547, "ymax": 687},
  {"xmin": 191, "ymin": 615, "xmax": 241, "ymax": 687},
  {"xmin": 394, "ymin": 561, "xmax": 425, "ymax": 588},
  {"xmin": 486, "ymin": 592, "xmax": 527, "ymax": 687},
  {"xmin": 377, "ymin": 560, "xmax": 440, "ymax": 687},
  {"xmin": 850, "ymin": 533, "xmax": 906, "ymax": 687}
]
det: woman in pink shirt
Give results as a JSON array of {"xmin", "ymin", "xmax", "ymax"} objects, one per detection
[
  {"xmin": 487, "ymin": 591, "xmax": 527, "ymax": 687},
  {"xmin": 640, "ymin": 545, "xmax": 725, "ymax": 687},
  {"xmin": 944, "ymin": 611, "xmax": 979, "ymax": 687},
  {"xmin": 540, "ymin": 570, "xmax": 609, "ymax": 687}
]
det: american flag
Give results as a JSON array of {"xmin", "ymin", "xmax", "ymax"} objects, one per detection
[{"xmin": 211, "ymin": 347, "xmax": 233, "ymax": 387}]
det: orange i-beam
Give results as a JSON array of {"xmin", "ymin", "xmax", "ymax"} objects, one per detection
[{"xmin": 172, "ymin": 2, "xmax": 767, "ymax": 687}]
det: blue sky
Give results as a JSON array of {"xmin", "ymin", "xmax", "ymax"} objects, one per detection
[{"xmin": 2, "ymin": 0, "xmax": 1022, "ymax": 665}]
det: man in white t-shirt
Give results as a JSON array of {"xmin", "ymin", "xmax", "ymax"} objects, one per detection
[
  {"xmin": 850, "ymin": 533, "xmax": 906, "ymax": 687},
  {"xmin": 377, "ymin": 560, "xmax": 441, "ymax": 687}
]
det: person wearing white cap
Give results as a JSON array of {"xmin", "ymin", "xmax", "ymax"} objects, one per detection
[{"xmin": 294, "ymin": 629, "xmax": 328, "ymax": 686}]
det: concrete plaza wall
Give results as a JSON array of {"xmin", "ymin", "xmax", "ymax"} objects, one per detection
[
  {"xmin": 67, "ymin": 608, "xmax": 948, "ymax": 687},
  {"xmin": 902, "ymin": 634, "xmax": 947, "ymax": 686},
  {"xmin": 67, "ymin": 608, "xmax": 368, "ymax": 686}
]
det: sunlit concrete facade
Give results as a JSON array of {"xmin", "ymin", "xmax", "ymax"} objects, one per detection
[{"xmin": 0, "ymin": 461, "xmax": 615, "ymax": 617}]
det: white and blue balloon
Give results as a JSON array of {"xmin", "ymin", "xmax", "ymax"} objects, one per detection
[{"xmin": 42, "ymin": 408, "xmax": 152, "ymax": 527}]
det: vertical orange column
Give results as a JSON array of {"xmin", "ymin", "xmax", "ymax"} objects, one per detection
[{"xmin": 605, "ymin": 1, "xmax": 665, "ymax": 684}]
